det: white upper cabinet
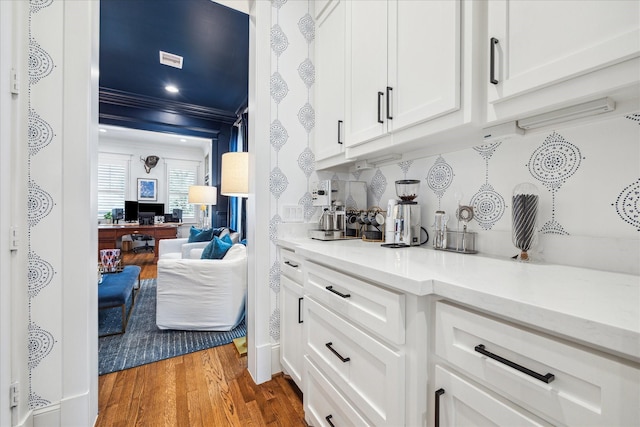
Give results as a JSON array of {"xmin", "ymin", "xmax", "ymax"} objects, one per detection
[
  {"xmin": 487, "ymin": 0, "xmax": 640, "ymax": 121},
  {"xmin": 346, "ymin": 0, "xmax": 389, "ymax": 147},
  {"xmin": 346, "ymin": 0, "xmax": 461, "ymax": 148},
  {"xmin": 315, "ymin": 0, "xmax": 347, "ymax": 165},
  {"xmin": 388, "ymin": 0, "xmax": 460, "ymax": 133}
]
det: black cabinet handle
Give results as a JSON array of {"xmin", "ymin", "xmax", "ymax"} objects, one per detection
[
  {"xmin": 386, "ymin": 86, "xmax": 393, "ymax": 120},
  {"xmin": 475, "ymin": 344, "xmax": 555, "ymax": 383},
  {"xmin": 435, "ymin": 388, "xmax": 445, "ymax": 427},
  {"xmin": 377, "ymin": 91, "xmax": 384, "ymax": 124},
  {"xmin": 490, "ymin": 37, "xmax": 499, "ymax": 85},
  {"xmin": 325, "ymin": 414, "xmax": 335, "ymax": 427},
  {"xmin": 298, "ymin": 297, "xmax": 303, "ymax": 324},
  {"xmin": 284, "ymin": 260, "xmax": 299, "ymax": 268},
  {"xmin": 325, "ymin": 285, "xmax": 350, "ymax": 299},
  {"xmin": 326, "ymin": 342, "xmax": 350, "ymax": 363},
  {"xmin": 337, "ymin": 120, "xmax": 343, "ymax": 145}
]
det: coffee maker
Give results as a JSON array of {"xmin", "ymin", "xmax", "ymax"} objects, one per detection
[
  {"xmin": 309, "ymin": 180, "xmax": 367, "ymax": 240},
  {"xmin": 384, "ymin": 180, "xmax": 422, "ymax": 247}
]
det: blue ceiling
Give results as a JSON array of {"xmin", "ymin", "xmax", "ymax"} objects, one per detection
[{"xmin": 99, "ymin": 0, "xmax": 249, "ymax": 139}]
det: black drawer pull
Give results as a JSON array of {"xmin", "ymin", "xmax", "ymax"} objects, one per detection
[
  {"xmin": 298, "ymin": 297, "xmax": 303, "ymax": 324},
  {"xmin": 284, "ymin": 260, "xmax": 299, "ymax": 268},
  {"xmin": 490, "ymin": 37, "xmax": 499, "ymax": 85},
  {"xmin": 325, "ymin": 414, "xmax": 335, "ymax": 427},
  {"xmin": 337, "ymin": 120, "xmax": 343, "ymax": 145},
  {"xmin": 386, "ymin": 86, "xmax": 393, "ymax": 120},
  {"xmin": 435, "ymin": 388, "xmax": 445, "ymax": 427},
  {"xmin": 326, "ymin": 342, "xmax": 350, "ymax": 363},
  {"xmin": 325, "ymin": 285, "xmax": 350, "ymax": 299},
  {"xmin": 377, "ymin": 91, "xmax": 384, "ymax": 123},
  {"xmin": 475, "ymin": 344, "xmax": 555, "ymax": 383}
]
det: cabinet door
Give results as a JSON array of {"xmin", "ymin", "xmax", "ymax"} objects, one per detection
[
  {"xmin": 315, "ymin": 0, "xmax": 346, "ymax": 161},
  {"xmin": 346, "ymin": 0, "xmax": 388, "ymax": 147},
  {"xmin": 488, "ymin": 0, "xmax": 640, "ymax": 103},
  {"xmin": 434, "ymin": 365, "xmax": 551, "ymax": 427},
  {"xmin": 388, "ymin": 0, "xmax": 461, "ymax": 133},
  {"xmin": 280, "ymin": 275, "xmax": 304, "ymax": 389}
]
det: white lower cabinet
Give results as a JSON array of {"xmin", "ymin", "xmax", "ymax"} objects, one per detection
[
  {"xmin": 279, "ymin": 248, "xmax": 305, "ymax": 390},
  {"xmin": 433, "ymin": 301, "xmax": 640, "ymax": 426},
  {"xmin": 304, "ymin": 356, "xmax": 372, "ymax": 427},
  {"xmin": 433, "ymin": 365, "xmax": 551, "ymax": 427},
  {"xmin": 303, "ymin": 259, "xmax": 414, "ymax": 426},
  {"xmin": 280, "ymin": 275, "xmax": 304, "ymax": 388},
  {"xmin": 305, "ymin": 297, "xmax": 405, "ymax": 426}
]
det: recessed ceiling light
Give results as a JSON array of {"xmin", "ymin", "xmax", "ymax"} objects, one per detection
[
  {"xmin": 165, "ymin": 85, "xmax": 179, "ymax": 93},
  {"xmin": 99, "ymin": 129, "xmax": 107, "ymax": 133}
]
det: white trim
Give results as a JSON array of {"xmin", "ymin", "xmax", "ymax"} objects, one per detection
[
  {"xmin": 271, "ymin": 344, "xmax": 282, "ymax": 376},
  {"xmin": 246, "ymin": 0, "xmax": 273, "ymax": 384},
  {"xmin": 60, "ymin": 1, "xmax": 99, "ymax": 424}
]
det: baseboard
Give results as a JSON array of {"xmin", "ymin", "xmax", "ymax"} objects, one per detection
[
  {"xmin": 271, "ymin": 344, "xmax": 281, "ymax": 376},
  {"xmin": 15, "ymin": 409, "xmax": 33, "ymax": 427},
  {"xmin": 33, "ymin": 405, "xmax": 59, "ymax": 427}
]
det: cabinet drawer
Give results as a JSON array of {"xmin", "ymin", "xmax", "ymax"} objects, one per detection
[
  {"xmin": 305, "ymin": 297, "xmax": 404, "ymax": 426},
  {"xmin": 304, "ymin": 356, "xmax": 371, "ymax": 427},
  {"xmin": 305, "ymin": 261, "xmax": 405, "ymax": 345},
  {"xmin": 434, "ymin": 365, "xmax": 551, "ymax": 427},
  {"xmin": 280, "ymin": 248, "xmax": 304, "ymax": 283},
  {"xmin": 435, "ymin": 301, "xmax": 640, "ymax": 426}
]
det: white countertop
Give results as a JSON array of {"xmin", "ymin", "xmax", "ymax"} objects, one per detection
[{"xmin": 279, "ymin": 237, "xmax": 640, "ymax": 363}]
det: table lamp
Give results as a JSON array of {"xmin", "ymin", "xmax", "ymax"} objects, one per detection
[{"xmin": 188, "ymin": 185, "xmax": 217, "ymax": 229}]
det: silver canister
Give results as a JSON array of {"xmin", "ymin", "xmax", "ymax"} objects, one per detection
[{"xmin": 434, "ymin": 210, "xmax": 448, "ymax": 249}]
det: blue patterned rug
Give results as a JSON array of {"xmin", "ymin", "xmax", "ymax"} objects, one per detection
[{"xmin": 98, "ymin": 278, "xmax": 246, "ymax": 375}]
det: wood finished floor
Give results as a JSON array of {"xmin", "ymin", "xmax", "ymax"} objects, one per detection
[{"xmin": 96, "ymin": 250, "xmax": 305, "ymax": 426}]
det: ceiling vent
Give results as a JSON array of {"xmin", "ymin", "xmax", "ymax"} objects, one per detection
[{"xmin": 159, "ymin": 51, "xmax": 183, "ymax": 69}]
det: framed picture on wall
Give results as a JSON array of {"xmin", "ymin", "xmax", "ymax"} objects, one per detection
[{"xmin": 137, "ymin": 178, "xmax": 157, "ymax": 201}]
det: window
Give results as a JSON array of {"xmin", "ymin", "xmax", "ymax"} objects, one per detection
[
  {"xmin": 97, "ymin": 160, "xmax": 127, "ymax": 219},
  {"xmin": 167, "ymin": 162, "xmax": 198, "ymax": 220}
]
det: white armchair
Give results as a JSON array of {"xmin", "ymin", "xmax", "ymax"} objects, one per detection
[{"xmin": 156, "ymin": 243, "xmax": 247, "ymax": 331}]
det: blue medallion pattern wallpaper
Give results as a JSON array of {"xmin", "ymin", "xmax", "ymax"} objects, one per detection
[{"xmin": 27, "ymin": 0, "xmax": 59, "ymax": 409}]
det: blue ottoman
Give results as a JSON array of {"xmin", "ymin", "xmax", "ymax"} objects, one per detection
[{"xmin": 98, "ymin": 265, "xmax": 141, "ymax": 336}]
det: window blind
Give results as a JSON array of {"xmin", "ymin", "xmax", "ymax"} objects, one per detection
[
  {"xmin": 97, "ymin": 163, "xmax": 126, "ymax": 218},
  {"xmin": 168, "ymin": 167, "xmax": 196, "ymax": 219}
]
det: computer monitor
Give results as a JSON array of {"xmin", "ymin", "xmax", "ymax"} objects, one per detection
[
  {"xmin": 172, "ymin": 208, "xmax": 183, "ymax": 223},
  {"xmin": 124, "ymin": 200, "xmax": 139, "ymax": 222},
  {"xmin": 138, "ymin": 202, "xmax": 165, "ymax": 217},
  {"xmin": 111, "ymin": 208, "xmax": 124, "ymax": 224},
  {"xmin": 138, "ymin": 212, "xmax": 155, "ymax": 225}
]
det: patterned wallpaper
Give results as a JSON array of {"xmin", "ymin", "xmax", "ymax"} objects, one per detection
[
  {"xmin": 27, "ymin": 0, "xmax": 61, "ymax": 409},
  {"xmin": 353, "ymin": 114, "xmax": 639, "ymax": 270},
  {"xmin": 268, "ymin": 0, "xmax": 320, "ymax": 343}
]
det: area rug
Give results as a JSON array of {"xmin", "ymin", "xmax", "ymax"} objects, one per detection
[{"xmin": 98, "ymin": 278, "xmax": 247, "ymax": 375}]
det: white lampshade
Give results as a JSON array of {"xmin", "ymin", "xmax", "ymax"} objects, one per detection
[
  {"xmin": 187, "ymin": 185, "xmax": 217, "ymax": 205},
  {"xmin": 221, "ymin": 152, "xmax": 248, "ymax": 197}
]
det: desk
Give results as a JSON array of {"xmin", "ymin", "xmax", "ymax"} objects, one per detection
[{"xmin": 98, "ymin": 223, "xmax": 179, "ymax": 262}]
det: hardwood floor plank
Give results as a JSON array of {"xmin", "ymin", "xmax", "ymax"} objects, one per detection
[{"xmin": 97, "ymin": 253, "xmax": 304, "ymax": 425}]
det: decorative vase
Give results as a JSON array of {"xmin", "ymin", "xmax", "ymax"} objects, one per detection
[{"xmin": 511, "ymin": 183, "xmax": 539, "ymax": 261}]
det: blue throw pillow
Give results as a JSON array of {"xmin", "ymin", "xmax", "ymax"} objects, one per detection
[
  {"xmin": 188, "ymin": 226, "xmax": 214, "ymax": 243},
  {"xmin": 201, "ymin": 234, "xmax": 233, "ymax": 259}
]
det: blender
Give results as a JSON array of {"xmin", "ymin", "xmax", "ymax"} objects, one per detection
[{"xmin": 383, "ymin": 180, "xmax": 423, "ymax": 247}]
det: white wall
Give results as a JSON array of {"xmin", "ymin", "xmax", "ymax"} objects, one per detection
[{"xmin": 99, "ymin": 133, "xmax": 209, "ymax": 222}]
